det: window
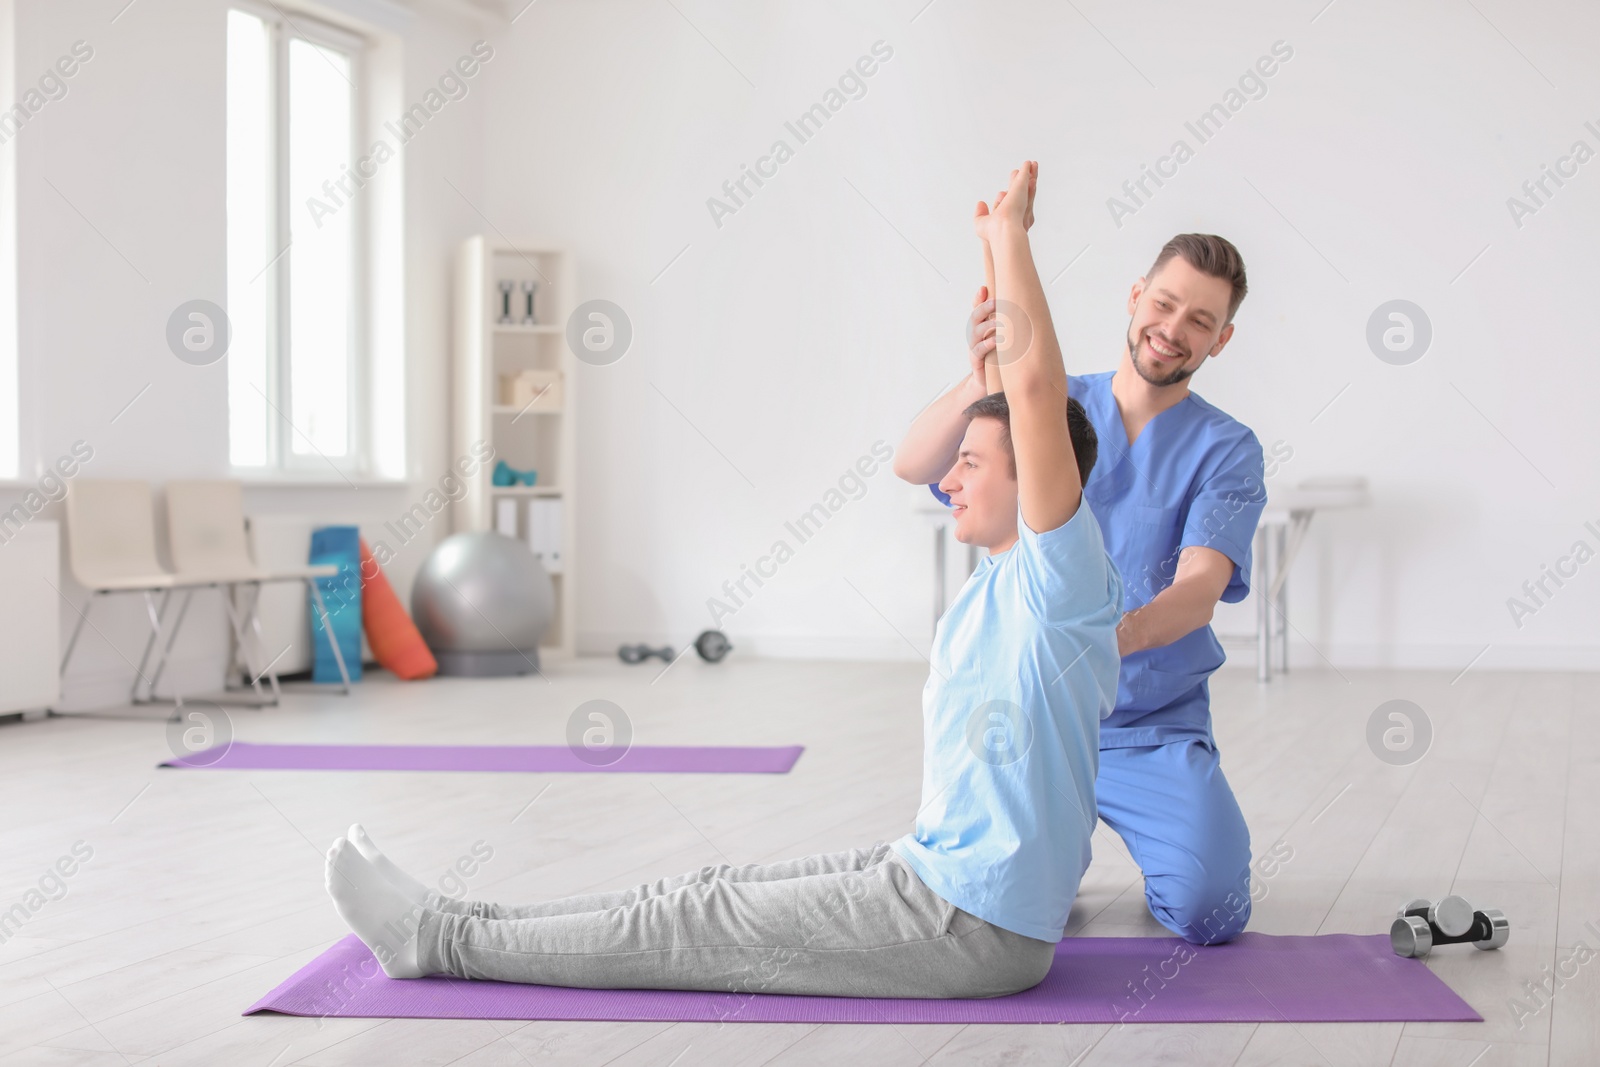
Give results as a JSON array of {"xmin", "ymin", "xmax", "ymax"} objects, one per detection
[{"xmin": 228, "ymin": 6, "xmax": 367, "ymax": 474}]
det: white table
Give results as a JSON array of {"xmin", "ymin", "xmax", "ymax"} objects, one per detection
[{"xmin": 1252, "ymin": 478, "xmax": 1370, "ymax": 681}]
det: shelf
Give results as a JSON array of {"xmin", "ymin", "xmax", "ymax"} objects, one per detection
[{"xmin": 459, "ymin": 235, "xmax": 577, "ymax": 659}]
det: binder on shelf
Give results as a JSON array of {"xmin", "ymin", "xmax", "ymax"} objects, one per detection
[
  {"xmin": 526, "ymin": 497, "xmax": 564, "ymax": 574},
  {"xmin": 495, "ymin": 497, "xmax": 519, "ymax": 538}
]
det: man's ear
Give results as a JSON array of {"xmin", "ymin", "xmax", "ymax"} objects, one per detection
[
  {"xmin": 1127, "ymin": 277, "xmax": 1146, "ymax": 315},
  {"xmin": 1209, "ymin": 321, "xmax": 1236, "ymax": 357}
]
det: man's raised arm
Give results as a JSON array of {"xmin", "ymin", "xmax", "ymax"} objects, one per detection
[
  {"xmin": 891, "ymin": 286, "xmax": 995, "ymax": 485},
  {"xmin": 892, "ymin": 170, "xmax": 1036, "ymax": 486},
  {"xmin": 977, "ymin": 161, "xmax": 1081, "ymax": 533}
]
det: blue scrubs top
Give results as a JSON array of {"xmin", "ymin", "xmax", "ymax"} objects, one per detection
[{"xmin": 931, "ymin": 370, "xmax": 1267, "ymax": 750}]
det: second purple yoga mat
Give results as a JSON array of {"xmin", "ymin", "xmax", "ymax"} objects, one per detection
[
  {"xmin": 246, "ymin": 932, "xmax": 1481, "ymax": 1024},
  {"xmin": 160, "ymin": 742, "xmax": 803, "ymax": 774}
]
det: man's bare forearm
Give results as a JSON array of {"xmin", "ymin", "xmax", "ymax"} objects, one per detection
[
  {"xmin": 1116, "ymin": 580, "xmax": 1217, "ymax": 656},
  {"xmin": 990, "ymin": 223, "xmax": 1067, "ymax": 397},
  {"xmin": 990, "ymin": 203, "xmax": 1080, "ymax": 531},
  {"xmin": 893, "ymin": 374, "xmax": 987, "ymax": 485}
]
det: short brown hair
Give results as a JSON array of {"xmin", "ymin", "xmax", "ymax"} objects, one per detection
[
  {"xmin": 961, "ymin": 391, "xmax": 1097, "ymax": 488},
  {"xmin": 1148, "ymin": 234, "xmax": 1248, "ymax": 325}
]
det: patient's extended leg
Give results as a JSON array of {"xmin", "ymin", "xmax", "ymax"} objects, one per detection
[{"xmin": 355, "ymin": 831, "xmax": 889, "ymax": 920}]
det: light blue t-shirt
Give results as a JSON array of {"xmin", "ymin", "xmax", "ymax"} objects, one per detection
[
  {"xmin": 930, "ymin": 371, "xmax": 1267, "ymax": 750},
  {"xmin": 890, "ymin": 496, "xmax": 1123, "ymax": 943}
]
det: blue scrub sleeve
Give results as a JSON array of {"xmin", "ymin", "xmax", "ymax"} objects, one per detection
[{"xmin": 1178, "ymin": 433, "xmax": 1267, "ymax": 604}]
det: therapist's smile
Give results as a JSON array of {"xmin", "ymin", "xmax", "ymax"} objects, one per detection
[{"xmin": 1146, "ymin": 333, "xmax": 1184, "ymax": 361}]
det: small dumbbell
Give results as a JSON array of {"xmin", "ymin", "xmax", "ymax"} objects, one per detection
[
  {"xmin": 617, "ymin": 643, "xmax": 674, "ymax": 665},
  {"xmin": 1397, "ymin": 895, "xmax": 1476, "ymax": 937},
  {"xmin": 693, "ymin": 629, "xmax": 732, "ymax": 663},
  {"xmin": 1390, "ymin": 896, "xmax": 1510, "ymax": 958},
  {"xmin": 618, "ymin": 632, "xmax": 733, "ymax": 666}
]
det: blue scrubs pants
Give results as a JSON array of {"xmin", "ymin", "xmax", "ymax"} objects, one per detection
[{"xmin": 1095, "ymin": 738, "xmax": 1253, "ymax": 944}]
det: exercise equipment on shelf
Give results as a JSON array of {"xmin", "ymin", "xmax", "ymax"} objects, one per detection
[{"xmin": 492, "ymin": 460, "xmax": 538, "ymax": 487}]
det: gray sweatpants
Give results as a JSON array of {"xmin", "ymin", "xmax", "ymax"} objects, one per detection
[{"xmin": 413, "ymin": 839, "xmax": 1057, "ymax": 999}]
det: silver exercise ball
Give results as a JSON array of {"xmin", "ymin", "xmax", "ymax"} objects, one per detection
[{"xmin": 412, "ymin": 531, "xmax": 553, "ymax": 676}]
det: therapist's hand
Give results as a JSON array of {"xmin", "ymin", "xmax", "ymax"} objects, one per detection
[{"xmin": 966, "ymin": 285, "xmax": 997, "ymax": 395}]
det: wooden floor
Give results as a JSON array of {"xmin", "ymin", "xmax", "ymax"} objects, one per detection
[{"xmin": 0, "ymin": 657, "xmax": 1593, "ymax": 1066}]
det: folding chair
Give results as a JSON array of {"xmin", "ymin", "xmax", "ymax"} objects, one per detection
[
  {"xmin": 159, "ymin": 480, "xmax": 352, "ymax": 705},
  {"xmin": 58, "ymin": 479, "xmax": 215, "ymax": 710}
]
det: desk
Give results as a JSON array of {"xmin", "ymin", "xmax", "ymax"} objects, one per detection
[{"xmin": 1252, "ymin": 478, "xmax": 1370, "ymax": 681}]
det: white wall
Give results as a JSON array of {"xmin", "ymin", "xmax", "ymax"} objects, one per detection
[
  {"xmin": 472, "ymin": 0, "xmax": 1600, "ymax": 671},
  {"xmin": 0, "ymin": 0, "xmax": 493, "ymax": 708},
  {"xmin": 3, "ymin": 0, "xmax": 1597, "ymax": 711}
]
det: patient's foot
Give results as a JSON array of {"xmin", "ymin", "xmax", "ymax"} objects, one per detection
[
  {"xmin": 326, "ymin": 836, "xmax": 425, "ymax": 978},
  {"xmin": 349, "ymin": 823, "xmax": 431, "ymax": 907}
]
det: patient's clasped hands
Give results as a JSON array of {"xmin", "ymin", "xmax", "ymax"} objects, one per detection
[{"xmin": 974, "ymin": 161, "xmax": 1038, "ymax": 244}]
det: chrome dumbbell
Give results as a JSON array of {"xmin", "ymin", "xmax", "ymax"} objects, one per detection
[{"xmin": 1390, "ymin": 895, "xmax": 1510, "ymax": 958}]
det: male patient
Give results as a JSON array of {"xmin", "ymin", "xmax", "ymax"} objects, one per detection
[{"xmin": 324, "ymin": 161, "xmax": 1123, "ymax": 999}]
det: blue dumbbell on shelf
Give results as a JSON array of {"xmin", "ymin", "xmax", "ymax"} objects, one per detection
[{"xmin": 492, "ymin": 460, "xmax": 537, "ymax": 487}]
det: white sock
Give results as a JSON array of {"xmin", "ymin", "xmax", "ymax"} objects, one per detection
[
  {"xmin": 325, "ymin": 836, "xmax": 425, "ymax": 979},
  {"xmin": 348, "ymin": 823, "xmax": 432, "ymax": 907}
]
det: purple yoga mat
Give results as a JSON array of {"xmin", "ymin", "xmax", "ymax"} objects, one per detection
[
  {"xmin": 246, "ymin": 932, "xmax": 1481, "ymax": 1024},
  {"xmin": 160, "ymin": 742, "xmax": 803, "ymax": 774}
]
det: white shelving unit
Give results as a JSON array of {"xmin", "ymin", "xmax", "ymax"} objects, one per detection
[{"xmin": 452, "ymin": 236, "xmax": 577, "ymax": 660}]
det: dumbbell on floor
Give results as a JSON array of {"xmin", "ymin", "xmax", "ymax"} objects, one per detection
[
  {"xmin": 1390, "ymin": 895, "xmax": 1510, "ymax": 958},
  {"xmin": 617, "ymin": 643, "xmax": 674, "ymax": 665},
  {"xmin": 693, "ymin": 629, "xmax": 732, "ymax": 663},
  {"xmin": 617, "ymin": 631, "xmax": 733, "ymax": 666},
  {"xmin": 1400, "ymin": 894, "xmax": 1476, "ymax": 937}
]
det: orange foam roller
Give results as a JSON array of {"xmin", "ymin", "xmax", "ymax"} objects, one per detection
[{"xmin": 359, "ymin": 536, "xmax": 438, "ymax": 680}]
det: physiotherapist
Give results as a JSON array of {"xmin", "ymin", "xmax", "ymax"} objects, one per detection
[{"xmin": 894, "ymin": 221, "xmax": 1269, "ymax": 945}]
